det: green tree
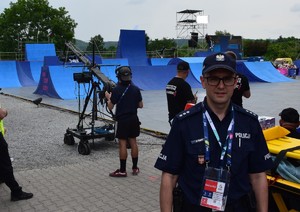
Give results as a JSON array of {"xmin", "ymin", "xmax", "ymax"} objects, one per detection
[
  {"xmin": 264, "ymin": 37, "xmax": 300, "ymax": 61},
  {"xmin": 215, "ymin": 30, "xmax": 231, "ymax": 36},
  {"xmin": 146, "ymin": 37, "xmax": 176, "ymax": 57},
  {"xmin": 147, "ymin": 37, "xmax": 176, "ymax": 51},
  {"xmin": 0, "ymin": 0, "xmax": 77, "ymax": 53},
  {"xmin": 243, "ymin": 39, "xmax": 269, "ymax": 57},
  {"xmin": 86, "ymin": 34, "xmax": 105, "ymax": 52},
  {"xmin": 145, "ymin": 33, "xmax": 150, "ymax": 49}
]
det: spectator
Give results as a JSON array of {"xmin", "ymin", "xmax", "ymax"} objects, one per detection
[
  {"xmin": 279, "ymin": 107, "xmax": 300, "ymax": 139},
  {"xmin": 166, "ymin": 61, "xmax": 197, "ymax": 125},
  {"xmin": 155, "ymin": 52, "xmax": 273, "ymax": 211},
  {"xmin": 226, "ymin": 51, "xmax": 251, "ymax": 107},
  {"xmin": 0, "ymin": 107, "xmax": 33, "ymax": 201},
  {"xmin": 105, "ymin": 66, "xmax": 143, "ymax": 177}
]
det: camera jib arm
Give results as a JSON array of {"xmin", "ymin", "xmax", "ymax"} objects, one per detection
[{"xmin": 63, "ymin": 42, "xmax": 116, "ymax": 155}]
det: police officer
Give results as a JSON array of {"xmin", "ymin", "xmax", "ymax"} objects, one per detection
[
  {"xmin": 155, "ymin": 53, "xmax": 273, "ymax": 212},
  {"xmin": 0, "ymin": 107, "xmax": 33, "ymax": 201}
]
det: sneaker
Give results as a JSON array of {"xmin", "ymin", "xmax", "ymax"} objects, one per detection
[
  {"xmin": 109, "ymin": 169, "xmax": 127, "ymax": 177},
  {"xmin": 11, "ymin": 191, "xmax": 33, "ymax": 201},
  {"xmin": 132, "ymin": 168, "xmax": 140, "ymax": 175}
]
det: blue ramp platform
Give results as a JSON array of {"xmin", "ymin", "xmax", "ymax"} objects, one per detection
[
  {"xmin": 116, "ymin": 29, "xmax": 150, "ymax": 66},
  {"xmin": 16, "ymin": 61, "xmax": 37, "ymax": 86},
  {"xmin": 150, "ymin": 58, "xmax": 172, "ymax": 66},
  {"xmin": 130, "ymin": 65, "xmax": 201, "ymax": 90},
  {"xmin": 167, "ymin": 57, "xmax": 205, "ymax": 84},
  {"xmin": 236, "ymin": 61, "xmax": 266, "ymax": 82},
  {"xmin": 100, "ymin": 58, "xmax": 129, "ymax": 83},
  {"xmin": 25, "ymin": 44, "xmax": 56, "ymax": 61},
  {"xmin": 34, "ymin": 65, "xmax": 89, "ymax": 99},
  {"xmin": 0, "ymin": 61, "xmax": 21, "ymax": 88},
  {"xmin": 244, "ymin": 62, "xmax": 294, "ymax": 82}
]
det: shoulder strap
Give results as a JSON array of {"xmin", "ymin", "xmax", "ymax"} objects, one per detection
[
  {"xmin": 271, "ymin": 145, "xmax": 300, "ymax": 176},
  {"xmin": 117, "ymin": 84, "xmax": 130, "ymax": 104}
]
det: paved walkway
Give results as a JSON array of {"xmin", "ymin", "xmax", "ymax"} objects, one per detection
[{"xmin": 0, "ymin": 147, "xmax": 162, "ymax": 212}]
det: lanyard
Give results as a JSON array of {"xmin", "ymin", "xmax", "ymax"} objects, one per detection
[
  {"xmin": 117, "ymin": 84, "xmax": 130, "ymax": 104},
  {"xmin": 202, "ymin": 104, "xmax": 234, "ymax": 168}
]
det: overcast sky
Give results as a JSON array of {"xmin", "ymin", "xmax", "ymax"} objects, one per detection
[{"xmin": 1, "ymin": 0, "xmax": 300, "ymax": 42}]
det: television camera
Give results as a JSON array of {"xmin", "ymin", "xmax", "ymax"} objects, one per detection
[{"xmin": 62, "ymin": 41, "xmax": 117, "ymax": 155}]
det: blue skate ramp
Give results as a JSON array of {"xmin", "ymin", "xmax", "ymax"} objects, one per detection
[
  {"xmin": 130, "ymin": 65, "xmax": 201, "ymax": 90},
  {"xmin": 44, "ymin": 56, "xmax": 64, "ymax": 66},
  {"xmin": 0, "ymin": 61, "xmax": 21, "ymax": 88},
  {"xmin": 236, "ymin": 61, "xmax": 266, "ymax": 82},
  {"xmin": 168, "ymin": 57, "xmax": 205, "ymax": 84},
  {"xmin": 116, "ymin": 30, "xmax": 150, "ymax": 66},
  {"xmin": 168, "ymin": 57, "xmax": 205, "ymax": 65},
  {"xmin": 29, "ymin": 61, "xmax": 44, "ymax": 83},
  {"xmin": 16, "ymin": 61, "xmax": 37, "ymax": 86},
  {"xmin": 34, "ymin": 65, "xmax": 89, "ymax": 99},
  {"xmin": 150, "ymin": 58, "xmax": 172, "ymax": 66},
  {"xmin": 100, "ymin": 58, "xmax": 129, "ymax": 83},
  {"xmin": 244, "ymin": 62, "xmax": 293, "ymax": 82},
  {"xmin": 25, "ymin": 44, "xmax": 56, "ymax": 61},
  {"xmin": 189, "ymin": 63, "xmax": 203, "ymax": 84}
]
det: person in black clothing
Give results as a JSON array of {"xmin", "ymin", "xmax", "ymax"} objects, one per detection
[
  {"xmin": 226, "ymin": 51, "xmax": 251, "ymax": 107},
  {"xmin": 166, "ymin": 61, "xmax": 197, "ymax": 124},
  {"xmin": 231, "ymin": 74, "xmax": 251, "ymax": 107},
  {"xmin": 0, "ymin": 107, "xmax": 33, "ymax": 201},
  {"xmin": 105, "ymin": 66, "xmax": 143, "ymax": 177},
  {"xmin": 279, "ymin": 107, "xmax": 300, "ymax": 139}
]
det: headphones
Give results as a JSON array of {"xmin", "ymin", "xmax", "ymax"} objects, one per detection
[{"xmin": 115, "ymin": 66, "xmax": 132, "ymax": 80}]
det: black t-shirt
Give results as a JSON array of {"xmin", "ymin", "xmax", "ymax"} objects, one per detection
[
  {"xmin": 231, "ymin": 74, "xmax": 250, "ymax": 107},
  {"xmin": 287, "ymin": 130, "xmax": 300, "ymax": 139},
  {"xmin": 110, "ymin": 82, "xmax": 142, "ymax": 121},
  {"xmin": 166, "ymin": 77, "xmax": 195, "ymax": 121}
]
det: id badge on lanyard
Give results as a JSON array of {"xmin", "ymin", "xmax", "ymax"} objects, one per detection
[
  {"xmin": 199, "ymin": 104, "xmax": 234, "ymax": 211},
  {"xmin": 200, "ymin": 167, "xmax": 230, "ymax": 211}
]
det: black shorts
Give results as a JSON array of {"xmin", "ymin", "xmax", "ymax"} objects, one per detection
[{"xmin": 116, "ymin": 115, "xmax": 140, "ymax": 139}]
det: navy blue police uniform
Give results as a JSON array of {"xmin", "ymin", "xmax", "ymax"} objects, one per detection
[
  {"xmin": 154, "ymin": 98, "xmax": 274, "ymax": 210},
  {"xmin": 110, "ymin": 82, "xmax": 142, "ymax": 139}
]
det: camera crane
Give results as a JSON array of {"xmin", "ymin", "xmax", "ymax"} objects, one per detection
[{"xmin": 63, "ymin": 41, "xmax": 117, "ymax": 155}]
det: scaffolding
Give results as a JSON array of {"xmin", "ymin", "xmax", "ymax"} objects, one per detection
[{"xmin": 176, "ymin": 9, "xmax": 208, "ymax": 49}]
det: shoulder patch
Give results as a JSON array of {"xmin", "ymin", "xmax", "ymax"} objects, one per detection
[
  {"xmin": 176, "ymin": 103, "xmax": 202, "ymax": 120},
  {"xmin": 234, "ymin": 105, "xmax": 258, "ymax": 119}
]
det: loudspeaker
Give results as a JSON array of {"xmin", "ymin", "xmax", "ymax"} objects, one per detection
[
  {"xmin": 191, "ymin": 32, "xmax": 198, "ymax": 43},
  {"xmin": 189, "ymin": 32, "xmax": 198, "ymax": 48}
]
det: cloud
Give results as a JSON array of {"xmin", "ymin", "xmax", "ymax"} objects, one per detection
[{"xmin": 290, "ymin": 4, "xmax": 300, "ymax": 12}]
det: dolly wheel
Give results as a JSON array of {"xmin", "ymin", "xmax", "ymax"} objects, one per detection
[
  {"xmin": 78, "ymin": 141, "xmax": 91, "ymax": 155},
  {"xmin": 64, "ymin": 133, "xmax": 75, "ymax": 145}
]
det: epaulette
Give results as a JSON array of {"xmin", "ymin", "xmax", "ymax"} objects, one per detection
[
  {"xmin": 233, "ymin": 104, "xmax": 258, "ymax": 119},
  {"xmin": 177, "ymin": 103, "xmax": 202, "ymax": 120}
]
